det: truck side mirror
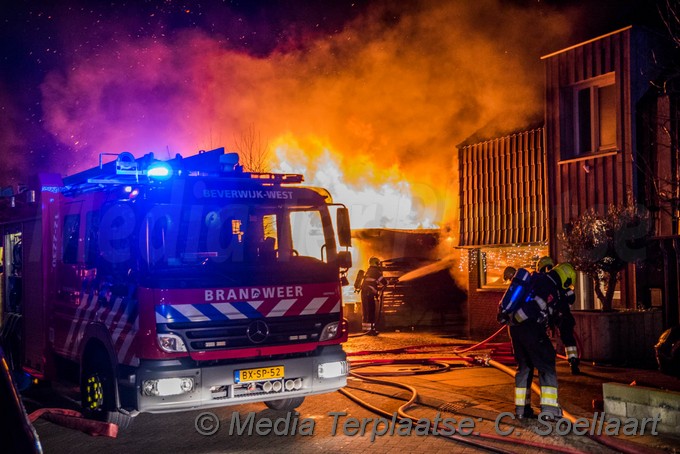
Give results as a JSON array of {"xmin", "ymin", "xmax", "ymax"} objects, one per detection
[
  {"xmin": 336, "ymin": 207, "xmax": 351, "ymax": 248},
  {"xmin": 337, "ymin": 251, "xmax": 352, "ymax": 269}
]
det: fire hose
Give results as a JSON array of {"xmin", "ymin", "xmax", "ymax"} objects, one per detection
[
  {"xmin": 28, "ymin": 408, "xmax": 118, "ymax": 438},
  {"xmin": 344, "ymin": 337, "xmax": 661, "ymax": 454},
  {"xmin": 488, "ymin": 360, "xmax": 663, "ymax": 454},
  {"xmin": 341, "ymin": 363, "xmax": 586, "ymax": 454}
]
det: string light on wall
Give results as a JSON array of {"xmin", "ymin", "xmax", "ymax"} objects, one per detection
[{"xmin": 480, "ymin": 243, "xmax": 549, "ymax": 284}]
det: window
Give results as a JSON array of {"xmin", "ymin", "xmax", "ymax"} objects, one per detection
[
  {"xmin": 564, "ymin": 73, "xmax": 617, "ymax": 158},
  {"xmin": 140, "ymin": 202, "xmax": 334, "ymax": 270},
  {"xmin": 84, "ymin": 211, "xmax": 100, "ymax": 267},
  {"xmin": 478, "ymin": 245, "xmax": 548, "ymax": 289},
  {"xmin": 289, "ymin": 210, "xmax": 325, "ymax": 261},
  {"xmin": 63, "ymin": 214, "xmax": 80, "ymax": 264}
]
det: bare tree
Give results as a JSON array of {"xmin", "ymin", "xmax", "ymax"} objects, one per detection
[
  {"xmin": 560, "ymin": 200, "xmax": 650, "ymax": 311},
  {"xmin": 659, "ymin": 0, "xmax": 680, "ymax": 48},
  {"xmin": 633, "ymin": 1, "xmax": 680, "ymax": 234},
  {"xmin": 232, "ymin": 125, "xmax": 271, "ymax": 173}
]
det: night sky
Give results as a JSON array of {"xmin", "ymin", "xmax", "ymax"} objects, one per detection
[{"xmin": 0, "ymin": 0, "xmax": 666, "ymax": 188}]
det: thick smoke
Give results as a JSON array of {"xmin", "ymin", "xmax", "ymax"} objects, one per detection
[
  {"xmin": 37, "ymin": 1, "xmax": 573, "ymax": 224},
  {"xmin": 0, "ymin": 86, "xmax": 27, "ymax": 181}
]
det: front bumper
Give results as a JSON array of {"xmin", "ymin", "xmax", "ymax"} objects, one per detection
[{"xmin": 133, "ymin": 345, "xmax": 347, "ymax": 413}]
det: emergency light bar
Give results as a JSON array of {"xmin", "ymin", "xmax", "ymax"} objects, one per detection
[
  {"xmin": 248, "ymin": 173, "xmax": 304, "ymax": 184},
  {"xmin": 61, "ymin": 147, "xmax": 304, "ymax": 189},
  {"xmin": 146, "ymin": 162, "xmax": 173, "ymax": 180}
]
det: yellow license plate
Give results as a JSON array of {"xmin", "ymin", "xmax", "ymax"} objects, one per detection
[{"xmin": 235, "ymin": 366, "xmax": 284, "ymax": 383}]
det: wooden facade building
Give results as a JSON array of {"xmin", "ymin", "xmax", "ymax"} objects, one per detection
[
  {"xmin": 542, "ymin": 26, "xmax": 678, "ymax": 325},
  {"xmin": 458, "ymin": 25, "xmax": 679, "ymax": 338}
]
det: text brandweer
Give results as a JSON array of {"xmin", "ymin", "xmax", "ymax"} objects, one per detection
[{"xmin": 205, "ymin": 286, "xmax": 304, "ymax": 301}]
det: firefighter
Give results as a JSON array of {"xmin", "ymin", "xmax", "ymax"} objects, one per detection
[
  {"xmin": 359, "ymin": 257, "xmax": 387, "ymax": 336},
  {"xmin": 536, "ymin": 256, "xmax": 580, "ymax": 375},
  {"xmin": 508, "ymin": 262, "xmax": 576, "ymax": 420}
]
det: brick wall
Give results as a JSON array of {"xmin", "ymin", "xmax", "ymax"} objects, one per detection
[{"xmin": 466, "ymin": 248, "xmax": 510, "ymax": 341}]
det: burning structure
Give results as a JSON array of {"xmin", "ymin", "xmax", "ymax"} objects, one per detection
[
  {"xmin": 349, "ymin": 229, "xmax": 466, "ymax": 335},
  {"xmin": 1, "ymin": 1, "xmax": 668, "ymax": 344}
]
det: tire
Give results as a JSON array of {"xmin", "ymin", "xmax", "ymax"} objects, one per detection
[
  {"xmin": 264, "ymin": 396, "xmax": 305, "ymax": 411},
  {"xmin": 80, "ymin": 353, "xmax": 132, "ymax": 430}
]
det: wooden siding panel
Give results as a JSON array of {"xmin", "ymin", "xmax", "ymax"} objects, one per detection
[
  {"xmin": 584, "ymin": 41, "xmax": 593, "ymax": 80},
  {"xmin": 462, "ymin": 148, "xmax": 470, "ymax": 245},
  {"xmin": 603, "ymin": 34, "xmax": 613, "ymax": 73},
  {"xmin": 473, "ymin": 146, "xmax": 480, "ymax": 245},
  {"xmin": 583, "ymin": 159, "xmax": 592, "ymax": 210},
  {"xmin": 594, "ymin": 156, "xmax": 604, "ymax": 207},
  {"xmin": 482, "ymin": 142, "xmax": 490, "ymax": 244},
  {"xmin": 620, "ymin": 30, "xmax": 634, "ymax": 202},
  {"xmin": 546, "ymin": 56, "xmax": 560, "ymax": 255},
  {"xmin": 458, "ymin": 128, "xmax": 546, "ymax": 247},
  {"xmin": 595, "ymin": 38, "xmax": 604, "ymax": 75},
  {"xmin": 575, "ymin": 45, "xmax": 584, "ymax": 82},
  {"xmin": 492, "ymin": 140, "xmax": 500, "ymax": 242}
]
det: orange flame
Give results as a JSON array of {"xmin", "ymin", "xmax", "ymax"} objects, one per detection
[
  {"xmin": 272, "ymin": 135, "xmax": 441, "ymax": 229},
  {"xmin": 34, "ymin": 1, "xmax": 574, "ymax": 232}
]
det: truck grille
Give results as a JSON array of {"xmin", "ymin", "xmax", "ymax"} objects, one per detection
[{"xmin": 162, "ymin": 314, "xmax": 338, "ymax": 351}]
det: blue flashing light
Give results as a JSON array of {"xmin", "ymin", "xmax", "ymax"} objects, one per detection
[{"xmin": 147, "ymin": 162, "xmax": 173, "ymax": 180}]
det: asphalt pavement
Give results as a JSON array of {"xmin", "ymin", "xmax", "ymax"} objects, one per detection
[{"xmin": 26, "ymin": 330, "xmax": 680, "ymax": 453}]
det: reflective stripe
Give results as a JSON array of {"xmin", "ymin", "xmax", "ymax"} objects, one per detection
[
  {"xmin": 565, "ymin": 346, "xmax": 578, "ymax": 359},
  {"xmin": 515, "ymin": 388, "xmax": 527, "ymax": 406},
  {"xmin": 514, "ymin": 309, "xmax": 528, "ymax": 323},
  {"xmin": 534, "ymin": 295, "xmax": 547, "ymax": 310},
  {"xmin": 540, "ymin": 386, "xmax": 558, "ymax": 406}
]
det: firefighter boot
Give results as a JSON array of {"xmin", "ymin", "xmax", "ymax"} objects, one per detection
[
  {"xmin": 515, "ymin": 405, "xmax": 535, "ymax": 420},
  {"xmin": 539, "ymin": 406, "xmax": 563, "ymax": 421},
  {"xmin": 569, "ymin": 357, "xmax": 581, "ymax": 375},
  {"xmin": 367, "ymin": 324, "xmax": 379, "ymax": 336}
]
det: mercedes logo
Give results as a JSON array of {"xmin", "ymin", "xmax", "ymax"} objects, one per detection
[{"xmin": 246, "ymin": 320, "xmax": 269, "ymax": 344}]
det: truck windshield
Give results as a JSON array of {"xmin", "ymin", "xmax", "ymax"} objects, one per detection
[{"xmin": 140, "ymin": 202, "xmax": 337, "ymax": 271}]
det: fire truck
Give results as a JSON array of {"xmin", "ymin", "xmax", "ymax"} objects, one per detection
[{"xmin": 0, "ymin": 147, "xmax": 352, "ymax": 428}]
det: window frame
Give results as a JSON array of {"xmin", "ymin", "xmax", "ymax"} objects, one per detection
[
  {"xmin": 570, "ymin": 72, "xmax": 617, "ymax": 157},
  {"xmin": 62, "ymin": 213, "xmax": 80, "ymax": 265}
]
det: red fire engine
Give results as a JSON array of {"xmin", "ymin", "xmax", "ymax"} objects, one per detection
[{"xmin": 0, "ymin": 147, "xmax": 352, "ymax": 428}]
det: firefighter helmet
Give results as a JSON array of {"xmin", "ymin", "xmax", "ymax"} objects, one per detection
[
  {"xmin": 553, "ymin": 263, "xmax": 576, "ymax": 289},
  {"xmin": 503, "ymin": 266, "xmax": 517, "ymax": 281},
  {"xmin": 536, "ymin": 256, "xmax": 554, "ymax": 273},
  {"xmin": 369, "ymin": 256, "xmax": 380, "ymax": 267}
]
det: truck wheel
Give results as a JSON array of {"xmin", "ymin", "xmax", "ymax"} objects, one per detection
[
  {"xmin": 81, "ymin": 355, "xmax": 132, "ymax": 429},
  {"xmin": 264, "ymin": 396, "xmax": 305, "ymax": 411}
]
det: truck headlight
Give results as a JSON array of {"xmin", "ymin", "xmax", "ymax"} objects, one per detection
[
  {"xmin": 319, "ymin": 321, "xmax": 339, "ymax": 341},
  {"xmin": 157, "ymin": 333, "xmax": 187, "ymax": 353},
  {"xmin": 142, "ymin": 378, "xmax": 194, "ymax": 396},
  {"xmin": 318, "ymin": 361, "xmax": 348, "ymax": 379}
]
